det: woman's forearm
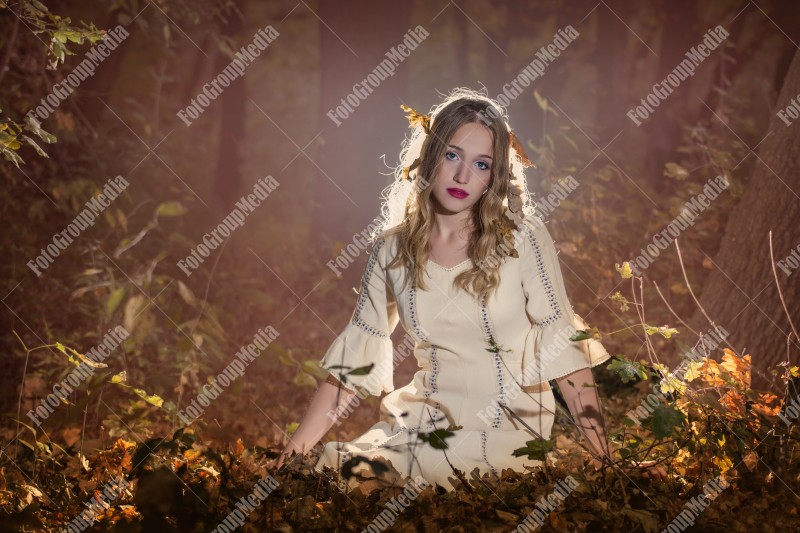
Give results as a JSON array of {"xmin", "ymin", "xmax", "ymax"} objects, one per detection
[
  {"xmin": 279, "ymin": 377, "xmax": 357, "ymax": 461},
  {"xmin": 555, "ymin": 367, "xmax": 612, "ymax": 461}
]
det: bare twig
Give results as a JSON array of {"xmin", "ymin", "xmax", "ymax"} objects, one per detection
[
  {"xmin": 768, "ymin": 230, "xmax": 800, "ymax": 345},
  {"xmin": 675, "ymin": 240, "xmax": 735, "ymax": 354},
  {"xmin": 652, "ymin": 281, "xmax": 701, "ymax": 338},
  {"xmin": 12, "ymin": 330, "xmax": 31, "ymax": 461}
]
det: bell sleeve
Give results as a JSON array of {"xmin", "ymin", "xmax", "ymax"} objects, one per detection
[
  {"xmin": 519, "ymin": 216, "xmax": 610, "ymax": 387},
  {"xmin": 318, "ymin": 237, "xmax": 400, "ymax": 397}
]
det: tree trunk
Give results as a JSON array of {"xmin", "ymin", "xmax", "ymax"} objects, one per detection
[
  {"xmin": 645, "ymin": 0, "xmax": 696, "ymax": 195},
  {"xmin": 312, "ymin": 0, "xmax": 411, "ymax": 248},
  {"xmin": 686, "ymin": 49, "xmax": 800, "ymax": 392},
  {"xmin": 212, "ymin": 0, "xmax": 247, "ymax": 208}
]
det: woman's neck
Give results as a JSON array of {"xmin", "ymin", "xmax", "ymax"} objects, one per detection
[{"xmin": 431, "ymin": 211, "xmax": 474, "ymax": 242}]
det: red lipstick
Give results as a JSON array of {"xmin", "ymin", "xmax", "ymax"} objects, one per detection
[{"xmin": 447, "ymin": 188, "xmax": 468, "ymax": 199}]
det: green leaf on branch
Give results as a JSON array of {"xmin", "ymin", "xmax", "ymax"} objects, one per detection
[
  {"xmin": 608, "ymin": 355, "xmax": 647, "ymax": 383},
  {"xmin": 644, "ymin": 404, "xmax": 685, "ymax": 439},
  {"xmin": 570, "ymin": 329, "xmax": 592, "ymax": 342},
  {"xmin": 418, "ymin": 428, "xmax": 455, "ymax": 450},
  {"xmin": 348, "ymin": 363, "xmax": 374, "ymax": 376},
  {"xmin": 512, "ymin": 436, "xmax": 554, "ymax": 460}
]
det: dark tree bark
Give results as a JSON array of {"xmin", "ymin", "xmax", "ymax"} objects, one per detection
[
  {"xmin": 645, "ymin": 0, "xmax": 696, "ymax": 194},
  {"xmin": 76, "ymin": 7, "xmax": 133, "ymax": 126},
  {"xmin": 686, "ymin": 49, "xmax": 800, "ymax": 392},
  {"xmin": 212, "ymin": 0, "xmax": 247, "ymax": 208},
  {"xmin": 312, "ymin": 1, "xmax": 411, "ymax": 248},
  {"xmin": 594, "ymin": 0, "xmax": 636, "ymax": 145}
]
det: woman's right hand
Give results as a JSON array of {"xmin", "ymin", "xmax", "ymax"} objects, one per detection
[
  {"xmin": 270, "ymin": 441, "xmax": 303, "ymax": 470},
  {"xmin": 270, "ymin": 450, "xmax": 290, "ymax": 471},
  {"xmin": 268, "ymin": 378, "xmax": 357, "ymax": 471}
]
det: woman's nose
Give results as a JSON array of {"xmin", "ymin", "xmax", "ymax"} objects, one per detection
[{"xmin": 453, "ymin": 162, "xmax": 469, "ymax": 183}]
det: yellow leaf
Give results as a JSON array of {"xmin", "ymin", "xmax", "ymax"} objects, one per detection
[
  {"xmin": 615, "ymin": 262, "xmax": 633, "ymax": 279},
  {"xmin": 644, "ymin": 325, "xmax": 679, "ymax": 339},
  {"xmin": 184, "ymin": 449, "xmax": 202, "ymax": 462},
  {"xmin": 65, "ymin": 346, "xmax": 108, "ymax": 369},
  {"xmin": 659, "ymin": 374, "xmax": 686, "ymax": 395},
  {"xmin": 683, "ymin": 361, "xmax": 701, "ymax": 382},
  {"xmin": 713, "ymin": 454, "xmax": 733, "ymax": 473},
  {"xmin": 132, "ymin": 388, "xmax": 164, "ymax": 408},
  {"xmin": 720, "ymin": 349, "xmax": 750, "ymax": 386}
]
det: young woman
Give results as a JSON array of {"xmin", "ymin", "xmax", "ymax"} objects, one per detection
[{"xmin": 273, "ymin": 88, "xmax": 623, "ymax": 492}]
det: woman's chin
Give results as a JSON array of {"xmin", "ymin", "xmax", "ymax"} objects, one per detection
[{"xmin": 432, "ymin": 194, "xmax": 473, "ymax": 215}]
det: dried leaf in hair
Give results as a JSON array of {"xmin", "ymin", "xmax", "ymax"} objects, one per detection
[
  {"xmin": 401, "ymin": 104, "xmax": 431, "ymax": 134},
  {"xmin": 510, "ymin": 132, "xmax": 535, "ymax": 168}
]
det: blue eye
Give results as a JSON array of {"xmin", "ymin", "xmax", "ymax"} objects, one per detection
[{"xmin": 444, "ymin": 152, "xmax": 490, "ymax": 170}]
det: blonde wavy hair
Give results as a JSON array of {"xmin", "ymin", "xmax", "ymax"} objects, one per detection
[{"xmin": 371, "ymin": 87, "xmax": 537, "ymax": 301}]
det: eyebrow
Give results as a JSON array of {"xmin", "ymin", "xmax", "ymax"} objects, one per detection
[{"xmin": 447, "ymin": 144, "xmax": 493, "ymax": 160}]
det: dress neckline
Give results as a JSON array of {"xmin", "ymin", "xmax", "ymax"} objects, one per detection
[{"xmin": 427, "ymin": 258, "xmax": 472, "ymax": 272}]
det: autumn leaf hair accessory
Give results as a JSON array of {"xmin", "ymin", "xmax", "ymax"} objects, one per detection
[{"xmin": 400, "ymin": 103, "xmax": 536, "ymax": 182}]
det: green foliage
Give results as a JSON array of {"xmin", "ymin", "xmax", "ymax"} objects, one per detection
[
  {"xmin": 608, "ymin": 355, "xmax": 648, "ymax": 383},
  {"xmin": 569, "ymin": 329, "xmax": 592, "ymax": 341},
  {"xmin": 0, "ymin": 1, "xmax": 105, "ymax": 166},
  {"xmin": 512, "ymin": 436, "xmax": 555, "ymax": 460},
  {"xmin": 8, "ymin": 0, "xmax": 105, "ymax": 67},
  {"xmin": 0, "ymin": 112, "xmax": 57, "ymax": 167},
  {"xmin": 642, "ymin": 404, "xmax": 686, "ymax": 440},
  {"xmin": 418, "ymin": 428, "xmax": 455, "ymax": 450}
]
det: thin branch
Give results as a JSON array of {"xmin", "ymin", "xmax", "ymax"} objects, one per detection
[
  {"xmin": 675, "ymin": 239, "xmax": 735, "ymax": 353},
  {"xmin": 652, "ymin": 280, "xmax": 701, "ymax": 338},
  {"xmin": 768, "ymin": 230, "xmax": 800, "ymax": 344}
]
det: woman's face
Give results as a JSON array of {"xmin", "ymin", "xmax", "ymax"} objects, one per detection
[{"xmin": 430, "ymin": 121, "xmax": 494, "ymax": 216}]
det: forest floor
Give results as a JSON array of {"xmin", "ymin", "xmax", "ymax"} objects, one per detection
[{"xmin": 2, "ymin": 368, "xmax": 799, "ymax": 533}]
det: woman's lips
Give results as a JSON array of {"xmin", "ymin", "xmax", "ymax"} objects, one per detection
[{"xmin": 447, "ymin": 188, "xmax": 468, "ymax": 199}]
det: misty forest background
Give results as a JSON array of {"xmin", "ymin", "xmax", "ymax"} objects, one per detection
[{"xmin": 2, "ymin": 0, "xmax": 800, "ymax": 531}]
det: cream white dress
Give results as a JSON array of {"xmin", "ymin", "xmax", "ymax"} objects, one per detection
[{"xmin": 314, "ymin": 214, "xmax": 610, "ymax": 491}]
